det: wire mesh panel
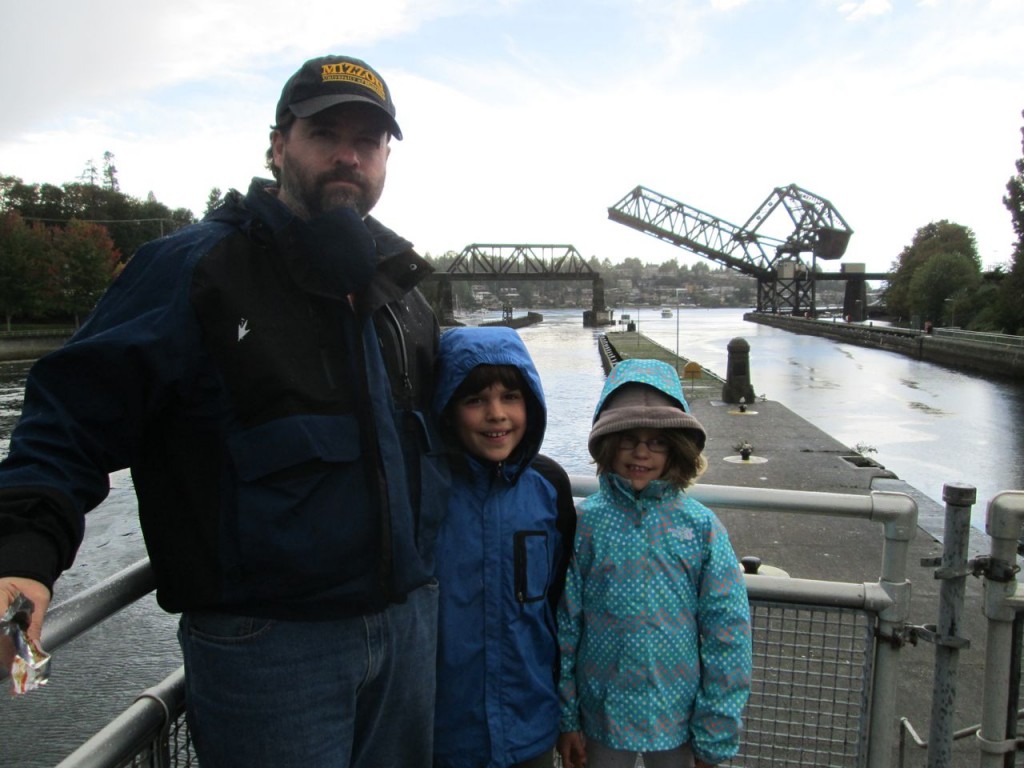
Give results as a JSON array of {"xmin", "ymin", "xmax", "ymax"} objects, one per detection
[
  {"xmin": 560, "ymin": 598, "xmax": 878, "ymax": 768},
  {"xmin": 105, "ymin": 709, "xmax": 196, "ymax": 768},
  {"xmin": 726, "ymin": 600, "xmax": 875, "ymax": 768}
]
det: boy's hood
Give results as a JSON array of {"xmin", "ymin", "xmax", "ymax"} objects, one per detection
[{"xmin": 434, "ymin": 326, "xmax": 547, "ymax": 463}]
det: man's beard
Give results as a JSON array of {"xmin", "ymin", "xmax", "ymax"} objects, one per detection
[{"xmin": 280, "ymin": 164, "xmax": 384, "ymax": 220}]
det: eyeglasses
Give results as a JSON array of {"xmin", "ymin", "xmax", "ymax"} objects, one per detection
[{"xmin": 617, "ymin": 434, "xmax": 670, "ymax": 454}]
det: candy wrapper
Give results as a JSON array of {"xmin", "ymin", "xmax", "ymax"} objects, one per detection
[{"xmin": 1, "ymin": 593, "xmax": 51, "ymax": 694}]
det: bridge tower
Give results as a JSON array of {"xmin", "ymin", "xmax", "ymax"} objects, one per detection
[{"xmin": 607, "ymin": 184, "xmax": 856, "ymax": 316}]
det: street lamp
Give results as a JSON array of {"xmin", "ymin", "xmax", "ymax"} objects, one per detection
[
  {"xmin": 675, "ymin": 289, "xmax": 684, "ymax": 374},
  {"xmin": 944, "ymin": 296, "xmax": 956, "ymax": 328}
]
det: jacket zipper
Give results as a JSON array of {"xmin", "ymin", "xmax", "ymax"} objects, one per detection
[{"xmin": 381, "ymin": 304, "xmax": 412, "ymax": 394}]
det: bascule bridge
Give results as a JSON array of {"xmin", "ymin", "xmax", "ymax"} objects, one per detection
[
  {"xmin": 428, "ymin": 243, "xmax": 614, "ymax": 326},
  {"xmin": 607, "ymin": 184, "xmax": 887, "ymax": 320}
]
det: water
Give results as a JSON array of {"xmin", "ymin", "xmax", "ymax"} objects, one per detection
[
  {"xmin": 1, "ymin": 307, "xmax": 1023, "ymax": 764},
  {"xmin": 521, "ymin": 308, "xmax": 1024, "ymax": 525}
]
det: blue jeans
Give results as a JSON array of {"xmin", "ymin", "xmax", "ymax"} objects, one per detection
[{"xmin": 178, "ymin": 583, "xmax": 439, "ymax": 768}]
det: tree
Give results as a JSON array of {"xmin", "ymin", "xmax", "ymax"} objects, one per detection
[
  {"xmin": 102, "ymin": 151, "xmax": 120, "ymax": 192},
  {"xmin": 79, "ymin": 159, "xmax": 100, "ymax": 187},
  {"xmin": 0, "ymin": 166, "xmax": 198, "ymax": 324},
  {"xmin": 51, "ymin": 219, "xmax": 120, "ymax": 327},
  {"xmin": 884, "ymin": 220, "xmax": 980, "ymax": 321},
  {"xmin": 205, "ymin": 187, "xmax": 224, "ymax": 216},
  {"xmin": 0, "ymin": 176, "xmax": 43, "ymax": 216},
  {"xmin": 657, "ymin": 258, "xmax": 679, "ymax": 276},
  {"xmin": 996, "ymin": 108, "xmax": 1024, "ymax": 333},
  {"xmin": 907, "ymin": 251, "xmax": 980, "ymax": 326},
  {"xmin": 621, "ymin": 257, "xmax": 643, "ymax": 284},
  {"xmin": 0, "ymin": 212, "xmax": 53, "ymax": 329}
]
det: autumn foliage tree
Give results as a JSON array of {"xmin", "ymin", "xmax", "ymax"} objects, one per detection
[
  {"xmin": 1, "ymin": 160, "xmax": 195, "ymax": 268},
  {"xmin": 50, "ymin": 219, "xmax": 121, "ymax": 327},
  {"xmin": 0, "ymin": 158, "xmax": 198, "ymax": 328}
]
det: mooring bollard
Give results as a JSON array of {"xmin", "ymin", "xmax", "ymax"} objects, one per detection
[{"xmin": 722, "ymin": 337, "xmax": 756, "ymax": 404}]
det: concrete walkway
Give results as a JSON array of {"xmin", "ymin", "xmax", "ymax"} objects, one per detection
[{"xmin": 603, "ymin": 331, "xmax": 1021, "ymax": 767}]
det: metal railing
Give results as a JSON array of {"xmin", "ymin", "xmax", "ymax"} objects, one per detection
[
  {"xmin": 11, "ymin": 481, "xmax": 924, "ymax": 767},
  {"xmin": 933, "ymin": 328, "xmax": 1024, "ymax": 347},
  {"xmin": 0, "ymin": 328, "xmax": 75, "ymax": 339}
]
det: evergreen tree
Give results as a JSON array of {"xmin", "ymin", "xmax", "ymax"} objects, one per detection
[
  {"xmin": 102, "ymin": 151, "xmax": 120, "ymax": 192},
  {"xmin": 204, "ymin": 187, "xmax": 224, "ymax": 216},
  {"xmin": 79, "ymin": 159, "xmax": 100, "ymax": 187}
]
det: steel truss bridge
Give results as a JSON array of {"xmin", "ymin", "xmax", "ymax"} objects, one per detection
[
  {"xmin": 608, "ymin": 184, "xmax": 888, "ymax": 319},
  {"xmin": 426, "ymin": 244, "xmax": 609, "ymax": 325}
]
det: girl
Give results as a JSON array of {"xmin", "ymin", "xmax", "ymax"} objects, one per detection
[
  {"xmin": 433, "ymin": 326, "xmax": 577, "ymax": 768},
  {"xmin": 557, "ymin": 358, "xmax": 752, "ymax": 768}
]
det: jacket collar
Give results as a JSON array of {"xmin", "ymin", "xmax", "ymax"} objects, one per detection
[
  {"xmin": 241, "ymin": 178, "xmax": 434, "ymax": 310},
  {"xmin": 604, "ymin": 472, "xmax": 676, "ymax": 502}
]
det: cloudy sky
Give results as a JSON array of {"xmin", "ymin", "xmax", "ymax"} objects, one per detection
[{"xmin": 1, "ymin": 0, "xmax": 1021, "ymax": 275}]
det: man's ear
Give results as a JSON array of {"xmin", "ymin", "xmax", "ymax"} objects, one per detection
[{"xmin": 270, "ymin": 129, "xmax": 286, "ymax": 167}]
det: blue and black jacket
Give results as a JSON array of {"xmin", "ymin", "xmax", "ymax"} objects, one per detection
[
  {"xmin": 0, "ymin": 178, "xmax": 448, "ymax": 618},
  {"xmin": 432, "ymin": 326, "xmax": 576, "ymax": 767}
]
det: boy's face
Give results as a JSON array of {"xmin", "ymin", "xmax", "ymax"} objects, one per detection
[
  {"xmin": 453, "ymin": 382, "xmax": 527, "ymax": 464},
  {"xmin": 611, "ymin": 428, "xmax": 669, "ymax": 492}
]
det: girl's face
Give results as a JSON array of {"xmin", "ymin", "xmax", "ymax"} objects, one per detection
[
  {"xmin": 453, "ymin": 382, "xmax": 527, "ymax": 463},
  {"xmin": 611, "ymin": 428, "xmax": 669, "ymax": 492}
]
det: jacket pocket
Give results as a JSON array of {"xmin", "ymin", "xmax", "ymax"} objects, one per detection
[
  {"xmin": 228, "ymin": 413, "xmax": 361, "ymax": 481},
  {"xmin": 393, "ymin": 409, "xmax": 450, "ymax": 574},
  {"xmin": 514, "ymin": 530, "xmax": 550, "ymax": 604},
  {"xmin": 224, "ymin": 414, "xmax": 374, "ymax": 599}
]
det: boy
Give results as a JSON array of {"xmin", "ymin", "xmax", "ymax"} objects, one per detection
[{"xmin": 433, "ymin": 326, "xmax": 576, "ymax": 768}]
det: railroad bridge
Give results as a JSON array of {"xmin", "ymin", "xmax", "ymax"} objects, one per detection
[{"xmin": 425, "ymin": 243, "xmax": 614, "ymax": 326}]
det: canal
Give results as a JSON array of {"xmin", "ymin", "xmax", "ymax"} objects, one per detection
[{"xmin": 1, "ymin": 307, "xmax": 1023, "ymax": 765}]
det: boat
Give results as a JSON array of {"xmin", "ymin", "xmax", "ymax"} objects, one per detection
[{"xmin": 661, "ymin": 308, "xmax": 672, "ymax": 318}]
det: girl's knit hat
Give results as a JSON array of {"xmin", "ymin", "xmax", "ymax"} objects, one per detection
[{"xmin": 588, "ymin": 380, "xmax": 707, "ymax": 458}]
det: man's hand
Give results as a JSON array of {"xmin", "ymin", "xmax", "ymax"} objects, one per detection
[
  {"xmin": 0, "ymin": 577, "xmax": 51, "ymax": 668},
  {"xmin": 557, "ymin": 731, "xmax": 586, "ymax": 768}
]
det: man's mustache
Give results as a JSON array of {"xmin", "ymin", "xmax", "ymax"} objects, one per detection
[{"xmin": 317, "ymin": 169, "xmax": 364, "ymax": 187}]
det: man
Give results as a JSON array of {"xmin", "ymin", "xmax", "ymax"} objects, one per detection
[{"xmin": 0, "ymin": 54, "xmax": 447, "ymax": 767}]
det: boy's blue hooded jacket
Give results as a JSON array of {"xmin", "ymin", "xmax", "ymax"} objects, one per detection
[{"xmin": 432, "ymin": 326, "xmax": 576, "ymax": 768}]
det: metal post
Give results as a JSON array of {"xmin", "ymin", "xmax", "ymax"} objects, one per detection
[
  {"xmin": 868, "ymin": 491, "xmax": 918, "ymax": 768},
  {"xmin": 979, "ymin": 491, "xmax": 1024, "ymax": 767},
  {"xmin": 1006, "ymin": 614, "xmax": 1024, "ymax": 768},
  {"xmin": 926, "ymin": 483, "xmax": 975, "ymax": 768},
  {"xmin": 675, "ymin": 291, "xmax": 681, "ymax": 374}
]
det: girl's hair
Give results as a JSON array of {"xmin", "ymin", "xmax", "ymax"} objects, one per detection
[{"xmin": 592, "ymin": 428, "xmax": 707, "ymax": 489}]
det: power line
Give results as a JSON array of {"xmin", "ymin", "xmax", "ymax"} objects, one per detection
[{"xmin": 17, "ymin": 216, "xmax": 181, "ymax": 225}]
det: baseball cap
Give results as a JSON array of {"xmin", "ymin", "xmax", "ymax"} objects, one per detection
[{"xmin": 275, "ymin": 55, "xmax": 402, "ymax": 140}]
